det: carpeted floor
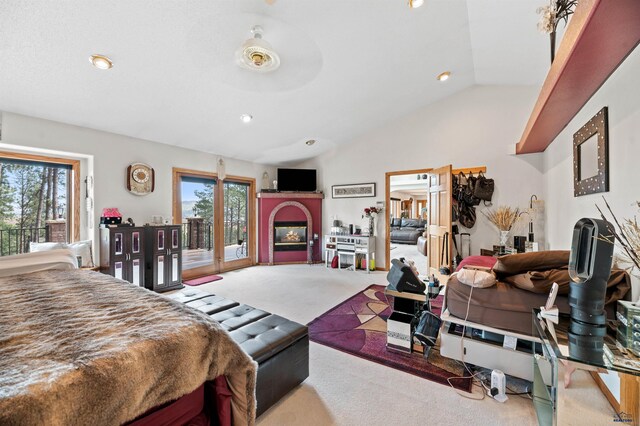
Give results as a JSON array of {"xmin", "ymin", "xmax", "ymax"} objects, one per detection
[
  {"xmin": 186, "ymin": 264, "xmax": 616, "ymax": 425},
  {"xmin": 389, "ymin": 243, "xmax": 429, "ymax": 275},
  {"xmin": 308, "ymin": 285, "xmax": 470, "ymax": 391}
]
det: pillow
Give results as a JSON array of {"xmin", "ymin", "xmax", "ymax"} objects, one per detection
[
  {"xmin": 504, "ymin": 268, "xmax": 631, "ymax": 300},
  {"xmin": 455, "ymin": 268, "xmax": 497, "ymax": 288},
  {"xmin": 66, "ymin": 240, "xmax": 95, "ymax": 267},
  {"xmin": 30, "ymin": 242, "xmax": 64, "ymax": 253},
  {"xmin": 503, "ymin": 269, "xmax": 571, "ymax": 294},
  {"xmin": 455, "ymin": 255, "xmax": 497, "ymax": 272},
  {"xmin": 29, "ymin": 240, "xmax": 94, "ymax": 267},
  {"xmin": 492, "ymin": 251, "xmax": 570, "ymax": 276},
  {"xmin": 0, "ymin": 249, "xmax": 78, "ymax": 277}
]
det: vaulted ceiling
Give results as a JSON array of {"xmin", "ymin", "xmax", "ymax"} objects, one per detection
[{"xmin": 0, "ymin": 0, "xmax": 550, "ymax": 165}]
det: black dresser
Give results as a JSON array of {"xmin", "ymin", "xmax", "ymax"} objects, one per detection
[{"xmin": 99, "ymin": 225, "xmax": 183, "ymax": 292}]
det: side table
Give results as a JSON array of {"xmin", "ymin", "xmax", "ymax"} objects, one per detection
[{"xmin": 532, "ymin": 308, "xmax": 640, "ymax": 426}]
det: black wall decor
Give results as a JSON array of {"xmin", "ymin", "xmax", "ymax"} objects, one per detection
[{"xmin": 573, "ymin": 107, "xmax": 609, "ymax": 197}]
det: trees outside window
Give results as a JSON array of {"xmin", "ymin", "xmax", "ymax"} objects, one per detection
[{"xmin": 0, "ymin": 158, "xmax": 70, "ymax": 255}]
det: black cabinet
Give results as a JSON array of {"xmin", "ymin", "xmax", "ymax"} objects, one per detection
[
  {"xmin": 144, "ymin": 225, "xmax": 183, "ymax": 292},
  {"xmin": 99, "ymin": 227, "xmax": 145, "ymax": 287}
]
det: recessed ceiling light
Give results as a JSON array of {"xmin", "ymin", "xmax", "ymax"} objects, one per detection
[
  {"xmin": 240, "ymin": 114, "xmax": 253, "ymax": 123},
  {"xmin": 409, "ymin": 0, "xmax": 424, "ymax": 8},
  {"xmin": 436, "ymin": 71, "xmax": 451, "ymax": 81},
  {"xmin": 305, "ymin": 139, "xmax": 316, "ymax": 146},
  {"xmin": 89, "ymin": 54, "xmax": 113, "ymax": 70}
]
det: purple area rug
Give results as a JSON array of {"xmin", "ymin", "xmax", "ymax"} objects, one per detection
[{"xmin": 308, "ymin": 284, "xmax": 471, "ymax": 391}]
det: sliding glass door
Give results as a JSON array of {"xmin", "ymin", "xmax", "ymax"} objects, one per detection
[
  {"xmin": 223, "ymin": 180, "xmax": 250, "ymax": 263},
  {"xmin": 173, "ymin": 169, "xmax": 255, "ymax": 279},
  {"xmin": 178, "ymin": 174, "xmax": 216, "ymax": 276}
]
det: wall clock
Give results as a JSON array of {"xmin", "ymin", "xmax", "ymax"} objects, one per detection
[{"xmin": 126, "ymin": 163, "xmax": 155, "ymax": 196}]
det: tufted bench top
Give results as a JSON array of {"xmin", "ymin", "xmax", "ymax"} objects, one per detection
[
  {"xmin": 210, "ymin": 304, "xmax": 270, "ymax": 331},
  {"xmin": 229, "ymin": 315, "xmax": 308, "ymax": 363},
  {"xmin": 168, "ymin": 288, "xmax": 308, "ymax": 363},
  {"xmin": 185, "ymin": 295, "xmax": 238, "ymax": 315},
  {"xmin": 167, "ymin": 288, "xmax": 210, "ymax": 303}
]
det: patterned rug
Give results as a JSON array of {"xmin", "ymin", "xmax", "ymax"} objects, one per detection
[{"xmin": 308, "ymin": 284, "xmax": 471, "ymax": 391}]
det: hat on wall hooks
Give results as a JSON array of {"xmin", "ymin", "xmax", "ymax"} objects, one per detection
[{"xmin": 217, "ymin": 158, "xmax": 226, "ymax": 181}]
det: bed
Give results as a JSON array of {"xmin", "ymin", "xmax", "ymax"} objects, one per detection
[
  {"xmin": 0, "ymin": 250, "xmax": 257, "ymax": 426},
  {"xmin": 444, "ymin": 253, "xmax": 631, "ymax": 336},
  {"xmin": 439, "ymin": 252, "xmax": 631, "ymax": 381}
]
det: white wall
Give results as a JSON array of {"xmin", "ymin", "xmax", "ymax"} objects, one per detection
[
  {"xmin": 543, "ymin": 45, "xmax": 640, "ymax": 297},
  {"xmin": 299, "ymin": 85, "xmax": 545, "ymax": 268},
  {"xmin": 0, "ymin": 112, "xmax": 275, "ymax": 259}
]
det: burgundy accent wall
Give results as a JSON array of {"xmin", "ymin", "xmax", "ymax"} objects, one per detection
[{"xmin": 258, "ymin": 196, "xmax": 322, "ymax": 264}]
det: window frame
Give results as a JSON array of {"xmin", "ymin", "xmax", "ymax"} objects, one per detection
[{"xmin": 0, "ymin": 150, "xmax": 80, "ymax": 242}]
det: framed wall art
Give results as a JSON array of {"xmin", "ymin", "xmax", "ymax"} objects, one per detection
[
  {"xmin": 573, "ymin": 107, "xmax": 609, "ymax": 197},
  {"xmin": 331, "ymin": 183, "xmax": 376, "ymax": 199}
]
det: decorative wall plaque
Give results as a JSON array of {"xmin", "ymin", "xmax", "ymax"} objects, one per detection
[{"xmin": 573, "ymin": 107, "xmax": 609, "ymax": 197}]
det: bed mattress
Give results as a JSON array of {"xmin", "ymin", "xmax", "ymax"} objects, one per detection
[{"xmin": 444, "ymin": 275, "xmax": 570, "ymax": 336}]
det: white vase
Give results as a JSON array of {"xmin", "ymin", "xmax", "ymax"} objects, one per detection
[
  {"xmin": 631, "ymin": 274, "xmax": 640, "ymax": 304},
  {"xmin": 499, "ymin": 230, "xmax": 509, "ymax": 246}
]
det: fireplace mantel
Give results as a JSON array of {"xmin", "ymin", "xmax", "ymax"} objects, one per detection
[{"xmin": 257, "ymin": 192, "xmax": 324, "ymax": 199}]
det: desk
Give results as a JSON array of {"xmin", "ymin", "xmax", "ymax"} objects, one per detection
[
  {"xmin": 324, "ymin": 235, "xmax": 374, "ymax": 273},
  {"xmin": 532, "ymin": 308, "xmax": 640, "ymax": 425}
]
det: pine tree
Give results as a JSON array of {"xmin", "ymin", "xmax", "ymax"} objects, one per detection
[
  {"xmin": 0, "ymin": 162, "xmax": 15, "ymax": 224},
  {"xmin": 193, "ymin": 183, "xmax": 215, "ymax": 222}
]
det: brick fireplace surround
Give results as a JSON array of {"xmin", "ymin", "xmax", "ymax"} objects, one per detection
[{"xmin": 257, "ymin": 192, "xmax": 323, "ymax": 265}]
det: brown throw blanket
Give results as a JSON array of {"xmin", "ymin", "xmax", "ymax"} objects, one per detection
[{"xmin": 0, "ymin": 270, "xmax": 257, "ymax": 426}]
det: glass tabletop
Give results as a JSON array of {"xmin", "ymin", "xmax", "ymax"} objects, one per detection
[{"xmin": 533, "ymin": 308, "xmax": 640, "ymax": 376}]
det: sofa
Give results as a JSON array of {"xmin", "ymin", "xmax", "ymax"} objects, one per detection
[{"xmin": 390, "ymin": 218, "xmax": 427, "ymax": 244}]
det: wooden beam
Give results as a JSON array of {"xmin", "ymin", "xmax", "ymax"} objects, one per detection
[{"xmin": 516, "ymin": 0, "xmax": 640, "ymax": 155}]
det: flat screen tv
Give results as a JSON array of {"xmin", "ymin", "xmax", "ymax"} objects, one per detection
[{"xmin": 277, "ymin": 168, "xmax": 317, "ymax": 192}]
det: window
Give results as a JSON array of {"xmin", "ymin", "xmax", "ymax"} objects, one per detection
[{"xmin": 0, "ymin": 152, "xmax": 79, "ymax": 256}]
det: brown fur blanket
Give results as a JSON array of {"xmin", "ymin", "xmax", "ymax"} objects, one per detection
[{"xmin": 0, "ymin": 270, "xmax": 257, "ymax": 426}]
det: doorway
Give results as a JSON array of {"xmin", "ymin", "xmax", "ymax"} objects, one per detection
[
  {"xmin": 385, "ymin": 169, "xmax": 432, "ymax": 276},
  {"xmin": 172, "ymin": 168, "xmax": 256, "ymax": 280}
]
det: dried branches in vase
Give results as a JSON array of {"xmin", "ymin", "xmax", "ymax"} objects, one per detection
[
  {"xmin": 596, "ymin": 197, "xmax": 640, "ymax": 275},
  {"xmin": 537, "ymin": 0, "xmax": 578, "ymax": 63},
  {"xmin": 483, "ymin": 206, "xmax": 520, "ymax": 232},
  {"xmin": 483, "ymin": 206, "xmax": 520, "ymax": 247}
]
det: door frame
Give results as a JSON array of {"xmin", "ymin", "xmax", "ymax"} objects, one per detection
[
  {"xmin": 384, "ymin": 168, "xmax": 432, "ymax": 271},
  {"xmin": 172, "ymin": 167, "xmax": 219, "ymax": 280},
  {"xmin": 172, "ymin": 168, "xmax": 257, "ymax": 279}
]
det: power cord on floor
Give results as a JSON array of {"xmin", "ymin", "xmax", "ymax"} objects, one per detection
[{"xmin": 445, "ymin": 286, "xmax": 490, "ymax": 400}]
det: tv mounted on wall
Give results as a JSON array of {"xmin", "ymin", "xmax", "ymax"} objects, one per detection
[{"xmin": 277, "ymin": 168, "xmax": 317, "ymax": 192}]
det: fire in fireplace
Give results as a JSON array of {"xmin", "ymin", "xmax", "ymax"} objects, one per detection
[{"xmin": 273, "ymin": 221, "xmax": 307, "ymax": 252}]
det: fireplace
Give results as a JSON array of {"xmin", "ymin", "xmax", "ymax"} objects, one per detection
[{"xmin": 273, "ymin": 221, "xmax": 307, "ymax": 252}]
